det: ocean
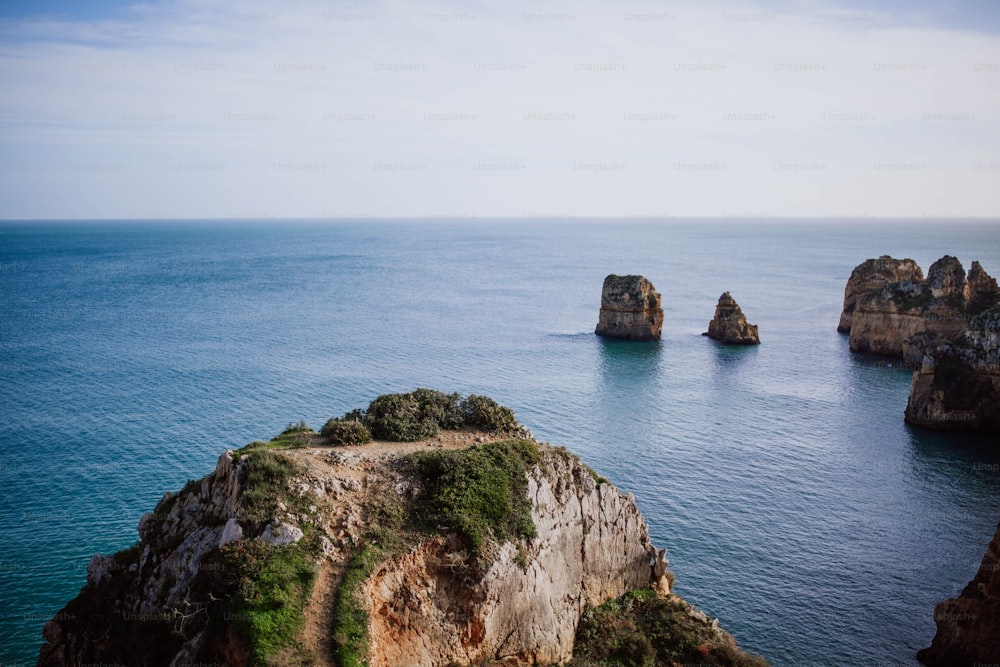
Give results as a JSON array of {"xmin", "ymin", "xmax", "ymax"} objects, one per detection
[{"xmin": 1, "ymin": 218, "xmax": 999, "ymax": 666}]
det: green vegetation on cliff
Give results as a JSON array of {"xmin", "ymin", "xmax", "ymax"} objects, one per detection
[
  {"xmin": 405, "ymin": 438, "xmax": 541, "ymax": 552},
  {"xmin": 196, "ymin": 537, "xmax": 319, "ymax": 666},
  {"xmin": 359, "ymin": 388, "xmax": 518, "ymax": 441},
  {"xmin": 320, "ymin": 417, "xmax": 372, "ymax": 445},
  {"xmin": 570, "ymin": 589, "xmax": 768, "ymax": 667}
]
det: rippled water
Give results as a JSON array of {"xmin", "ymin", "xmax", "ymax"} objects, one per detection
[{"xmin": 1, "ymin": 219, "xmax": 999, "ymax": 665}]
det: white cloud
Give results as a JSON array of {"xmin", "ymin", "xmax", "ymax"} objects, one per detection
[{"xmin": 0, "ymin": 0, "xmax": 998, "ymax": 218}]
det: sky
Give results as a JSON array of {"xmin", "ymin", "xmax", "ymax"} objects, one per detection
[{"xmin": 0, "ymin": 0, "xmax": 998, "ymax": 220}]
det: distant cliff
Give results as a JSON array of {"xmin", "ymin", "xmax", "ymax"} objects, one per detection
[
  {"xmin": 839, "ymin": 256, "xmax": 1000, "ymax": 432},
  {"xmin": 919, "ymin": 516, "xmax": 1000, "ymax": 666},
  {"xmin": 844, "ymin": 256, "xmax": 980, "ymax": 363},
  {"xmin": 38, "ymin": 390, "xmax": 764, "ymax": 667},
  {"xmin": 595, "ymin": 274, "xmax": 664, "ymax": 341}
]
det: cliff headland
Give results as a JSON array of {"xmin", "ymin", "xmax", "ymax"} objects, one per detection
[{"xmin": 38, "ymin": 390, "xmax": 765, "ymax": 667}]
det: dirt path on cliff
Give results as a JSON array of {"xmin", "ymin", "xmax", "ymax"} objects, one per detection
[
  {"xmin": 291, "ymin": 429, "xmax": 506, "ymax": 665},
  {"xmin": 301, "ymin": 560, "xmax": 340, "ymax": 666}
]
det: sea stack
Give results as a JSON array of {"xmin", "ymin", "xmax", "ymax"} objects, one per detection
[
  {"xmin": 918, "ymin": 515, "xmax": 1000, "ymax": 665},
  {"xmin": 704, "ymin": 292, "xmax": 760, "ymax": 345},
  {"xmin": 837, "ymin": 255, "xmax": 923, "ymax": 333},
  {"xmin": 844, "ymin": 255, "xmax": 998, "ymax": 363},
  {"xmin": 595, "ymin": 274, "xmax": 664, "ymax": 341}
]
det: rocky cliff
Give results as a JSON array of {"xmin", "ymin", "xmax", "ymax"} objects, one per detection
[
  {"xmin": 838, "ymin": 255, "xmax": 923, "ymax": 333},
  {"xmin": 904, "ymin": 304, "xmax": 1000, "ymax": 432},
  {"xmin": 37, "ymin": 390, "xmax": 763, "ymax": 667},
  {"xmin": 918, "ymin": 516, "xmax": 1000, "ymax": 666},
  {"xmin": 847, "ymin": 256, "xmax": 975, "ymax": 363},
  {"xmin": 595, "ymin": 274, "xmax": 664, "ymax": 341},
  {"xmin": 703, "ymin": 292, "xmax": 760, "ymax": 345}
]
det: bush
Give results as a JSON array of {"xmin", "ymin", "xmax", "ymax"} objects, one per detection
[
  {"xmin": 365, "ymin": 389, "xmax": 461, "ymax": 441},
  {"xmin": 321, "ymin": 418, "xmax": 372, "ymax": 446},
  {"xmin": 267, "ymin": 421, "xmax": 316, "ymax": 449},
  {"xmin": 412, "ymin": 388, "xmax": 465, "ymax": 429},
  {"xmin": 280, "ymin": 420, "xmax": 312, "ymax": 435},
  {"xmin": 461, "ymin": 394, "xmax": 518, "ymax": 433},
  {"xmin": 329, "ymin": 389, "xmax": 521, "ymax": 443}
]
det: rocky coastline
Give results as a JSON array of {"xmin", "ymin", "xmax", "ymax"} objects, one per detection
[{"xmin": 918, "ymin": 516, "xmax": 1000, "ymax": 666}]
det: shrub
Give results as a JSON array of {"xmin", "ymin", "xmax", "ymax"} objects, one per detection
[
  {"xmin": 266, "ymin": 421, "xmax": 316, "ymax": 449},
  {"xmin": 280, "ymin": 420, "xmax": 312, "ymax": 435},
  {"xmin": 321, "ymin": 418, "xmax": 372, "ymax": 446},
  {"xmin": 365, "ymin": 389, "xmax": 453, "ymax": 441},
  {"xmin": 461, "ymin": 394, "xmax": 518, "ymax": 433}
]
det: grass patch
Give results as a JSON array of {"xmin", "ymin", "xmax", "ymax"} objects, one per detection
[
  {"xmin": 570, "ymin": 589, "xmax": 768, "ymax": 667},
  {"xmin": 404, "ymin": 438, "xmax": 540, "ymax": 554},
  {"xmin": 196, "ymin": 538, "xmax": 318, "ymax": 666},
  {"xmin": 268, "ymin": 421, "xmax": 317, "ymax": 449},
  {"xmin": 237, "ymin": 449, "xmax": 305, "ymax": 535}
]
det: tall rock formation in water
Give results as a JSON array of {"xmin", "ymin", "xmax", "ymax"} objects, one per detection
[
  {"xmin": 595, "ymin": 274, "xmax": 664, "ymax": 341},
  {"xmin": 704, "ymin": 292, "xmax": 760, "ymax": 345},
  {"xmin": 847, "ymin": 256, "xmax": 970, "ymax": 363},
  {"xmin": 918, "ymin": 516, "xmax": 1000, "ymax": 665},
  {"xmin": 838, "ymin": 255, "xmax": 924, "ymax": 334}
]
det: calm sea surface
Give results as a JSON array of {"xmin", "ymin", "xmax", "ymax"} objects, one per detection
[{"xmin": 1, "ymin": 219, "xmax": 999, "ymax": 666}]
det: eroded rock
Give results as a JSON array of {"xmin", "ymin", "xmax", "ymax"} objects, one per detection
[
  {"xmin": 838, "ymin": 255, "xmax": 923, "ymax": 333},
  {"xmin": 904, "ymin": 304, "xmax": 1000, "ymax": 432},
  {"xmin": 595, "ymin": 274, "xmax": 664, "ymax": 341},
  {"xmin": 704, "ymin": 292, "xmax": 760, "ymax": 345},
  {"xmin": 845, "ymin": 256, "xmax": 997, "ymax": 364}
]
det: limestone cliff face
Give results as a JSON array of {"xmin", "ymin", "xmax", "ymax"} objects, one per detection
[
  {"xmin": 704, "ymin": 292, "xmax": 760, "ymax": 345},
  {"xmin": 847, "ymin": 256, "xmax": 994, "ymax": 363},
  {"xmin": 918, "ymin": 516, "xmax": 1000, "ymax": 666},
  {"xmin": 837, "ymin": 255, "xmax": 923, "ymax": 333},
  {"xmin": 364, "ymin": 452, "xmax": 658, "ymax": 666},
  {"xmin": 37, "ymin": 451, "xmax": 250, "ymax": 666},
  {"xmin": 595, "ymin": 274, "xmax": 664, "ymax": 341},
  {"xmin": 904, "ymin": 304, "xmax": 1000, "ymax": 432}
]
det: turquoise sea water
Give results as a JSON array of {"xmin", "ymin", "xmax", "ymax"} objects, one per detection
[{"xmin": 1, "ymin": 219, "xmax": 999, "ymax": 666}]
